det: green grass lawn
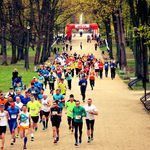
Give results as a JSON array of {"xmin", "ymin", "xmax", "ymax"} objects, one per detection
[
  {"xmin": 0, "ymin": 44, "xmax": 63, "ymax": 92},
  {"xmin": 0, "ymin": 61, "xmax": 37, "ymax": 92}
]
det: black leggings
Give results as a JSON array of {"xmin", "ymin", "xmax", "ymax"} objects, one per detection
[
  {"xmin": 81, "ymin": 88, "xmax": 86, "ymax": 101},
  {"xmin": 74, "ymin": 122, "xmax": 83, "ymax": 143},
  {"xmin": 90, "ymin": 80, "xmax": 95, "ymax": 89},
  {"xmin": 67, "ymin": 80, "xmax": 72, "ymax": 90},
  {"xmin": 44, "ymin": 77, "xmax": 49, "ymax": 88}
]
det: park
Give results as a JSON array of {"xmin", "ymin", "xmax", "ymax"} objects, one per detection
[{"xmin": 0, "ymin": 0, "xmax": 150, "ymax": 150}]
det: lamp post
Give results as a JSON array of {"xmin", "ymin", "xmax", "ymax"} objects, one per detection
[{"xmin": 24, "ymin": 25, "xmax": 30, "ymax": 70}]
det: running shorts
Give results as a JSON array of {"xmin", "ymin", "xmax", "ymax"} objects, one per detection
[
  {"xmin": 31, "ymin": 116, "xmax": 39, "ymax": 123},
  {"xmin": 20, "ymin": 125, "xmax": 29, "ymax": 131},
  {"xmin": 86, "ymin": 119, "xmax": 95, "ymax": 130},
  {"xmin": 51, "ymin": 120, "xmax": 61, "ymax": 128},
  {"xmin": 8, "ymin": 120, "xmax": 17, "ymax": 133},
  {"xmin": 0, "ymin": 126, "xmax": 7, "ymax": 135}
]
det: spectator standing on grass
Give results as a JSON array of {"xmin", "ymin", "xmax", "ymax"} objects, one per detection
[{"xmin": 12, "ymin": 68, "xmax": 18, "ymax": 81}]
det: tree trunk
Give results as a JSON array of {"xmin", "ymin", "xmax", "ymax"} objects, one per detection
[
  {"xmin": 118, "ymin": 5, "xmax": 127, "ymax": 70},
  {"xmin": 112, "ymin": 13, "xmax": 121, "ymax": 66},
  {"xmin": 24, "ymin": 32, "xmax": 29, "ymax": 69},
  {"xmin": 1, "ymin": 26, "xmax": 8, "ymax": 65},
  {"xmin": 34, "ymin": 42, "xmax": 41, "ymax": 65},
  {"xmin": 104, "ymin": 17, "xmax": 113, "ymax": 59},
  {"xmin": 11, "ymin": 44, "xmax": 17, "ymax": 64}
]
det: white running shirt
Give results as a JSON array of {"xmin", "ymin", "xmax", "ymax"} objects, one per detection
[
  {"xmin": 41, "ymin": 99, "xmax": 50, "ymax": 112},
  {"xmin": 84, "ymin": 104, "xmax": 98, "ymax": 120},
  {"xmin": 0, "ymin": 111, "xmax": 7, "ymax": 126}
]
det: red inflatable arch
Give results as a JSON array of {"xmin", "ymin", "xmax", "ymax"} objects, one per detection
[{"xmin": 66, "ymin": 23, "xmax": 99, "ymax": 40}]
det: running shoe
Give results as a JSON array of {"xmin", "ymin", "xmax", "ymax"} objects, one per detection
[
  {"xmin": 13, "ymin": 138, "xmax": 16, "ymax": 143},
  {"xmin": 35, "ymin": 127, "xmax": 38, "ymax": 132},
  {"xmin": 56, "ymin": 136, "xmax": 59, "ymax": 142},
  {"xmin": 87, "ymin": 138, "xmax": 91, "ymax": 143},
  {"xmin": 10, "ymin": 141, "xmax": 14, "ymax": 145},
  {"xmin": 23, "ymin": 145, "xmax": 27, "ymax": 149},
  {"xmin": 16, "ymin": 134, "xmax": 19, "ymax": 138},
  {"xmin": 71, "ymin": 129, "xmax": 74, "ymax": 133},
  {"xmin": 31, "ymin": 137, "xmax": 34, "ymax": 141},
  {"xmin": 79, "ymin": 139, "xmax": 82, "ymax": 144},
  {"xmin": 74, "ymin": 143, "xmax": 78, "ymax": 146},
  {"xmin": 53, "ymin": 139, "xmax": 57, "ymax": 143}
]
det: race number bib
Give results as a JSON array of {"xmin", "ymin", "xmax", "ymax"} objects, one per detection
[
  {"xmin": 82, "ymin": 83, "xmax": 86, "ymax": 86},
  {"xmin": 31, "ymin": 91, "xmax": 35, "ymax": 94},
  {"xmin": 76, "ymin": 115, "xmax": 81, "ymax": 119},
  {"xmin": 52, "ymin": 111, "xmax": 58, "ymax": 115},
  {"xmin": 11, "ymin": 114, "xmax": 17, "ymax": 119},
  {"xmin": 31, "ymin": 108, "xmax": 36, "ymax": 112}
]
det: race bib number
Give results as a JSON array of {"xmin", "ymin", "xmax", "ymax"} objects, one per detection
[
  {"xmin": 11, "ymin": 114, "xmax": 17, "ymax": 119},
  {"xmin": 52, "ymin": 111, "xmax": 58, "ymax": 115},
  {"xmin": 76, "ymin": 115, "xmax": 81, "ymax": 119},
  {"xmin": 82, "ymin": 83, "xmax": 86, "ymax": 86},
  {"xmin": 31, "ymin": 91, "xmax": 35, "ymax": 94},
  {"xmin": 31, "ymin": 108, "xmax": 36, "ymax": 112}
]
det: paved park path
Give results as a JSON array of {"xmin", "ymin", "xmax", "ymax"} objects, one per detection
[{"xmin": 5, "ymin": 34, "xmax": 150, "ymax": 150}]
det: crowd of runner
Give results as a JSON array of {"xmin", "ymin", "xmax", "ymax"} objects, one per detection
[{"xmin": 0, "ymin": 50, "xmax": 117, "ymax": 150}]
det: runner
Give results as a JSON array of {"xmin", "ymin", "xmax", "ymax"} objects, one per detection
[
  {"xmin": 65, "ymin": 94, "xmax": 76, "ymax": 132},
  {"xmin": 104, "ymin": 61, "xmax": 109, "ymax": 78},
  {"xmin": 84, "ymin": 98, "xmax": 98, "ymax": 143},
  {"xmin": 72, "ymin": 100, "xmax": 86, "ymax": 146},
  {"xmin": 57, "ymin": 78, "xmax": 67, "ymax": 95},
  {"xmin": 53, "ymin": 89, "xmax": 65, "ymax": 111},
  {"xmin": 18, "ymin": 105, "xmax": 31, "ymax": 149},
  {"xmin": 7, "ymin": 102, "xmax": 20, "ymax": 145},
  {"xmin": 98, "ymin": 60, "xmax": 104, "ymax": 79},
  {"xmin": 0, "ymin": 105, "xmax": 9, "ymax": 150},
  {"xmin": 50, "ymin": 101, "xmax": 62, "ymax": 143},
  {"xmin": 79, "ymin": 75, "xmax": 87, "ymax": 102},
  {"xmin": 49, "ymin": 72, "xmax": 56, "ymax": 95},
  {"xmin": 110, "ymin": 60, "xmax": 116, "ymax": 80},
  {"xmin": 27, "ymin": 94, "xmax": 41, "ymax": 141},
  {"xmin": 41, "ymin": 94, "xmax": 51, "ymax": 130},
  {"xmin": 15, "ymin": 96, "xmax": 23, "ymax": 110},
  {"xmin": 89, "ymin": 69, "xmax": 95, "ymax": 90},
  {"xmin": 65, "ymin": 69, "xmax": 72, "ymax": 90},
  {"xmin": 94, "ymin": 60, "xmax": 99, "ymax": 77}
]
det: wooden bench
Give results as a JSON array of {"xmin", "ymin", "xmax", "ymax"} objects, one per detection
[
  {"xmin": 140, "ymin": 92, "xmax": 150, "ymax": 111},
  {"xmin": 128, "ymin": 78, "xmax": 142, "ymax": 90}
]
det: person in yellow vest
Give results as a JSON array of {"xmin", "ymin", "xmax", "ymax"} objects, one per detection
[{"xmin": 57, "ymin": 78, "xmax": 67, "ymax": 95}]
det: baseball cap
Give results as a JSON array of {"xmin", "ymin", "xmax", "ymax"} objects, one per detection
[{"xmin": 10, "ymin": 102, "xmax": 15, "ymax": 108}]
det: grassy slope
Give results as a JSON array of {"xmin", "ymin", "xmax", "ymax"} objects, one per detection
[{"xmin": 0, "ymin": 44, "xmax": 63, "ymax": 92}]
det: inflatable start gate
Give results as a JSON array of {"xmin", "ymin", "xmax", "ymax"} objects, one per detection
[{"xmin": 66, "ymin": 23, "xmax": 99, "ymax": 40}]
